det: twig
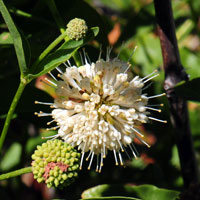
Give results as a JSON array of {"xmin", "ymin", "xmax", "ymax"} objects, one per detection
[
  {"xmin": 153, "ymin": 0, "xmax": 198, "ymax": 187},
  {"xmin": 0, "ymin": 167, "xmax": 32, "ymax": 180},
  {"xmin": 0, "ymin": 81, "xmax": 27, "ymax": 153}
]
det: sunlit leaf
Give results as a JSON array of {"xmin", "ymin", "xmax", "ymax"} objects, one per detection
[
  {"xmin": 81, "ymin": 184, "xmax": 180, "ymax": 200},
  {"xmin": 27, "ymin": 27, "xmax": 99, "ymax": 79},
  {"xmin": 180, "ymin": 48, "xmax": 200, "ymax": 79},
  {"xmin": 82, "ymin": 197, "xmax": 140, "ymax": 200}
]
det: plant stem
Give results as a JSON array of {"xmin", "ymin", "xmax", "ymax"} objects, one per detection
[
  {"xmin": 46, "ymin": 0, "xmax": 82, "ymax": 66},
  {"xmin": 29, "ymin": 30, "xmax": 69, "ymax": 76},
  {"xmin": 0, "ymin": 80, "xmax": 27, "ymax": 153},
  {"xmin": 153, "ymin": 0, "xmax": 198, "ymax": 187},
  {"xmin": 0, "ymin": 167, "xmax": 32, "ymax": 180}
]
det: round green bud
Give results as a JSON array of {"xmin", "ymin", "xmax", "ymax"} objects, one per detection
[
  {"xmin": 66, "ymin": 18, "xmax": 88, "ymax": 40},
  {"xmin": 31, "ymin": 139, "xmax": 80, "ymax": 189}
]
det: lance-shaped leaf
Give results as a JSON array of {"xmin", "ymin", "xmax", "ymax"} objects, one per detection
[
  {"xmin": 174, "ymin": 77, "xmax": 200, "ymax": 102},
  {"xmin": 81, "ymin": 184, "xmax": 180, "ymax": 200},
  {"xmin": 27, "ymin": 27, "xmax": 99, "ymax": 80},
  {"xmin": 0, "ymin": 0, "xmax": 30, "ymax": 75},
  {"xmin": 82, "ymin": 197, "xmax": 140, "ymax": 200}
]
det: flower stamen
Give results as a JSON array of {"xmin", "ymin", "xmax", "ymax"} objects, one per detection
[
  {"xmin": 44, "ymin": 78, "xmax": 57, "ymax": 87},
  {"xmin": 35, "ymin": 54, "xmax": 166, "ymax": 171},
  {"xmin": 34, "ymin": 101, "xmax": 53, "ymax": 106},
  {"xmin": 148, "ymin": 116, "xmax": 167, "ymax": 123},
  {"xmin": 147, "ymin": 93, "xmax": 166, "ymax": 99},
  {"xmin": 113, "ymin": 149, "xmax": 119, "ymax": 166}
]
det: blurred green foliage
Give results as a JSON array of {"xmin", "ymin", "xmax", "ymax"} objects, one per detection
[{"xmin": 0, "ymin": 0, "xmax": 200, "ymax": 199}]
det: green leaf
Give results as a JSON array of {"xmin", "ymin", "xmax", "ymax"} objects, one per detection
[
  {"xmin": 27, "ymin": 27, "xmax": 99, "ymax": 79},
  {"xmin": 188, "ymin": 102, "xmax": 200, "ymax": 137},
  {"xmin": 82, "ymin": 197, "xmax": 140, "ymax": 200},
  {"xmin": 174, "ymin": 78, "xmax": 200, "ymax": 102},
  {"xmin": 81, "ymin": 184, "xmax": 180, "ymax": 200},
  {"xmin": 0, "ymin": 0, "xmax": 30, "ymax": 75},
  {"xmin": 0, "ymin": 32, "xmax": 13, "ymax": 45},
  {"xmin": 180, "ymin": 48, "xmax": 200, "ymax": 79},
  {"xmin": 129, "ymin": 185, "xmax": 180, "ymax": 200},
  {"xmin": 0, "ymin": 142, "xmax": 22, "ymax": 172}
]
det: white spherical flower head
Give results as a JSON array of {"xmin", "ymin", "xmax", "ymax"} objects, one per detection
[{"xmin": 35, "ymin": 54, "xmax": 166, "ymax": 172}]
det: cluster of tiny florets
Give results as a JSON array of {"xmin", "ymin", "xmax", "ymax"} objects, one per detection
[
  {"xmin": 35, "ymin": 54, "xmax": 166, "ymax": 172},
  {"xmin": 31, "ymin": 139, "xmax": 80, "ymax": 188},
  {"xmin": 66, "ymin": 18, "xmax": 88, "ymax": 40}
]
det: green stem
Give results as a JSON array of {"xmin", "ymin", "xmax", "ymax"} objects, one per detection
[
  {"xmin": 0, "ymin": 167, "xmax": 32, "ymax": 180},
  {"xmin": 29, "ymin": 30, "xmax": 69, "ymax": 76},
  {"xmin": 46, "ymin": 0, "xmax": 82, "ymax": 66},
  {"xmin": 73, "ymin": 51, "xmax": 82, "ymax": 67},
  {"xmin": 0, "ymin": 80, "xmax": 27, "ymax": 153}
]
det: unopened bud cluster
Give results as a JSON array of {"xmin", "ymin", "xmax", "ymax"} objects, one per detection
[
  {"xmin": 66, "ymin": 18, "xmax": 88, "ymax": 40},
  {"xmin": 31, "ymin": 139, "xmax": 80, "ymax": 188}
]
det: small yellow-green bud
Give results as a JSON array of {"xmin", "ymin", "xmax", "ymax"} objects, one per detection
[
  {"xmin": 31, "ymin": 139, "xmax": 80, "ymax": 189},
  {"xmin": 66, "ymin": 18, "xmax": 88, "ymax": 40}
]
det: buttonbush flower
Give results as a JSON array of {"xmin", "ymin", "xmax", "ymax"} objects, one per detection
[
  {"xmin": 35, "ymin": 52, "xmax": 166, "ymax": 172},
  {"xmin": 66, "ymin": 18, "xmax": 88, "ymax": 40},
  {"xmin": 31, "ymin": 139, "xmax": 80, "ymax": 188}
]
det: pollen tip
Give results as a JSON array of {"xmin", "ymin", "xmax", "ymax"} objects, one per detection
[
  {"xmin": 121, "ymin": 149, "xmax": 125, "ymax": 152},
  {"xmin": 87, "ymin": 167, "xmax": 91, "ymax": 170},
  {"xmin": 120, "ymin": 163, "xmax": 124, "ymax": 166},
  {"xmin": 41, "ymin": 137, "xmax": 45, "ymax": 139},
  {"xmin": 79, "ymin": 167, "xmax": 82, "ymax": 170},
  {"xmin": 86, "ymin": 158, "xmax": 89, "ymax": 161},
  {"xmin": 164, "ymin": 120, "xmax": 167, "ymax": 123},
  {"xmin": 147, "ymin": 144, "xmax": 151, "ymax": 148},
  {"xmin": 160, "ymin": 104, "xmax": 164, "ymax": 106},
  {"xmin": 34, "ymin": 112, "xmax": 38, "ymax": 115},
  {"xmin": 158, "ymin": 110, "xmax": 162, "ymax": 112},
  {"xmin": 103, "ymin": 155, "xmax": 106, "ymax": 158},
  {"xmin": 115, "ymin": 163, "xmax": 119, "ymax": 166},
  {"xmin": 34, "ymin": 101, "xmax": 38, "ymax": 104},
  {"xmin": 57, "ymin": 74, "xmax": 61, "ymax": 77}
]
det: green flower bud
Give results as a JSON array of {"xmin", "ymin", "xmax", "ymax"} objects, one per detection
[
  {"xmin": 31, "ymin": 139, "xmax": 80, "ymax": 189},
  {"xmin": 66, "ymin": 18, "xmax": 88, "ymax": 40}
]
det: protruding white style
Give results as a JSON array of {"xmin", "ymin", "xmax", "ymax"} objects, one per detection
[{"xmin": 35, "ymin": 55, "xmax": 166, "ymax": 172}]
